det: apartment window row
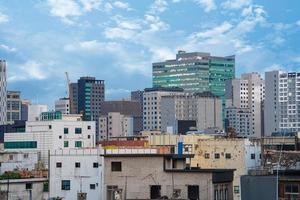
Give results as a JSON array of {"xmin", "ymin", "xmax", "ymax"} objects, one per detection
[
  {"xmin": 204, "ymin": 153, "xmax": 232, "ymax": 159},
  {"xmin": 63, "ymin": 126, "xmax": 91, "ymax": 134},
  {"xmin": 56, "ymin": 162, "xmax": 99, "ymax": 168}
]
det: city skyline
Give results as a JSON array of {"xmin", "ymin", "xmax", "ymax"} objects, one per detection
[{"xmin": 0, "ymin": 0, "xmax": 300, "ymax": 107}]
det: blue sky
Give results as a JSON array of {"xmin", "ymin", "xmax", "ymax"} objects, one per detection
[{"xmin": 0, "ymin": 0, "xmax": 300, "ymax": 107}]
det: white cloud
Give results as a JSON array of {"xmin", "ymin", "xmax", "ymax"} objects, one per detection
[
  {"xmin": 297, "ymin": 20, "xmax": 300, "ymax": 26},
  {"xmin": 194, "ymin": 0, "xmax": 216, "ymax": 12},
  {"xmin": 104, "ymin": 27, "xmax": 136, "ymax": 39},
  {"xmin": 0, "ymin": 12, "xmax": 9, "ymax": 23},
  {"xmin": 293, "ymin": 57, "xmax": 300, "ymax": 63},
  {"xmin": 0, "ymin": 44, "xmax": 16, "ymax": 52},
  {"xmin": 79, "ymin": 0, "xmax": 102, "ymax": 12},
  {"xmin": 145, "ymin": 14, "xmax": 169, "ymax": 32},
  {"xmin": 47, "ymin": 0, "xmax": 81, "ymax": 18},
  {"xmin": 113, "ymin": 1, "xmax": 132, "ymax": 11},
  {"xmin": 264, "ymin": 64, "xmax": 282, "ymax": 72},
  {"xmin": 8, "ymin": 61, "xmax": 47, "ymax": 82},
  {"xmin": 181, "ymin": 4, "xmax": 267, "ymax": 60},
  {"xmin": 64, "ymin": 40, "xmax": 121, "ymax": 53},
  {"xmin": 148, "ymin": 0, "xmax": 168, "ymax": 14},
  {"xmin": 222, "ymin": 0, "xmax": 252, "ymax": 10},
  {"xmin": 193, "ymin": 21, "xmax": 232, "ymax": 38}
]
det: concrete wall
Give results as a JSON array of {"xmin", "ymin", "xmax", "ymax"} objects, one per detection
[
  {"xmin": 104, "ymin": 156, "xmax": 221, "ymax": 200},
  {"xmin": 49, "ymin": 149, "xmax": 103, "ymax": 200},
  {"xmin": 192, "ymin": 138, "xmax": 261, "ymax": 200},
  {"xmin": 0, "ymin": 178, "xmax": 48, "ymax": 200}
]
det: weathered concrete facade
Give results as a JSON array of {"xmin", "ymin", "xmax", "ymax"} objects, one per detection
[{"xmin": 104, "ymin": 154, "xmax": 234, "ymax": 200}]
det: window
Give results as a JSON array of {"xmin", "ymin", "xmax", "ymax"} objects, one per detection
[
  {"xmin": 88, "ymin": 135, "xmax": 91, "ymax": 139},
  {"xmin": 205, "ymin": 153, "xmax": 210, "ymax": 159},
  {"xmin": 64, "ymin": 141, "xmax": 69, "ymax": 147},
  {"xmin": 64, "ymin": 128, "xmax": 69, "ymax": 134},
  {"xmin": 61, "ymin": 180, "xmax": 71, "ymax": 190},
  {"xmin": 75, "ymin": 141, "xmax": 82, "ymax": 147},
  {"xmin": 225, "ymin": 153, "xmax": 231, "ymax": 159},
  {"xmin": 56, "ymin": 162, "xmax": 62, "ymax": 168},
  {"xmin": 25, "ymin": 183, "xmax": 32, "ymax": 190},
  {"xmin": 23, "ymin": 153, "xmax": 29, "ymax": 159},
  {"xmin": 93, "ymin": 162, "xmax": 99, "ymax": 168},
  {"xmin": 9, "ymin": 155, "xmax": 13, "ymax": 160},
  {"xmin": 111, "ymin": 162, "xmax": 122, "ymax": 171},
  {"xmin": 90, "ymin": 184, "xmax": 96, "ymax": 190},
  {"xmin": 75, "ymin": 162, "xmax": 80, "ymax": 168},
  {"xmin": 285, "ymin": 184, "xmax": 299, "ymax": 198},
  {"xmin": 234, "ymin": 186, "xmax": 239, "ymax": 194},
  {"xmin": 49, "ymin": 125, "xmax": 52, "ymax": 129},
  {"xmin": 214, "ymin": 153, "xmax": 220, "ymax": 159},
  {"xmin": 251, "ymin": 154, "xmax": 255, "ymax": 159},
  {"xmin": 75, "ymin": 128, "xmax": 82, "ymax": 134},
  {"xmin": 59, "ymin": 135, "xmax": 62, "ymax": 139},
  {"xmin": 87, "ymin": 125, "xmax": 91, "ymax": 130},
  {"xmin": 4, "ymin": 141, "xmax": 37, "ymax": 149}
]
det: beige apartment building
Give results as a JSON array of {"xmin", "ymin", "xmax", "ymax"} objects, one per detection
[{"xmin": 145, "ymin": 134, "xmax": 261, "ymax": 200}]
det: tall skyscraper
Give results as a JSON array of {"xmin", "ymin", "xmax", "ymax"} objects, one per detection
[
  {"xmin": 225, "ymin": 73, "xmax": 265, "ymax": 137},
  {"xmin": 69, "ymin": 77, "xmax": 105, "ymax": 140},
  {"xmin": 152, "ymin": 50, "xmax": 235, "ymax": 98},
  {"xmin": 6, "ymin": 91, "xmax": 21, "ymax": 124},
  {"xmin": 69, "ymin": 83, "xmax": 78, "ymax": 114},
  {"xmin": 77, "ymin": 77, "xmax": 105, "ymax": 121},
  {"xmin": 0, "ymin": 60, "xmax": 7, "ymax": 125},
  {"xmin": 265, "ymin": 71, "xmax": 300, "ymax": 136}
]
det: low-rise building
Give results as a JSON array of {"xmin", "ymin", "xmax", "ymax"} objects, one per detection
[
  {"xmin": 0, "ymin": 177, "xmax": 48, "ymax": 200},
  {"xmin": 192, "ymin": 138, "xmax": 261, "ymax": 200},
  {"xmin": 103, "ymin": 152, "xmax": 234, "ymax": 200},
  {"xmin": 0, "ymin": 151, "xmax": 39, "ymax": 174},
  {"xmin": 4, "ymin": 112, "xmax": 95, "ymax": 166},
  {"xmin": 49, "ymin": 149, "xmax": 103, "ymax": 200},
  {"xmin": 28, "ymin": 104, "xmax": 48, "ymax": 121}
]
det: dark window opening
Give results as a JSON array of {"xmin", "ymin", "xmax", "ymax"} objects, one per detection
[
  {"xmin": 150, "ymin": 185, "xmax": 161, "ymax": 199},
  {"xmin": 111, "ymin": 162, "xmax": 122, "ymax": 171}
]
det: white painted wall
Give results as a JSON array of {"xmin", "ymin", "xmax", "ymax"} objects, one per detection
[{"xmin": 49, "ymin": 149, "xmax": 103, "ymax": 200}]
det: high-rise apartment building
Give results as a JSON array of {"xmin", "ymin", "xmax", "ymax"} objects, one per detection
[
  {"xmin": 70, "ymin": 77, "xmax": 105, "ymax": 121},
  {"xmin": 69, "ymin": 77, "xmax": 105, "ymax": 140},
  {"xmin": 0, "ymin": 60, "xmax": 7, "ymax": 125},
  {"xmin": 55, "ymin": 97, "xmax": 70, "ymax": 114},
  {"xmin": 101, "ymin": 100, "xmax": 142, "ymax": 135},
  {"xmin": 21, "ymin": 99, "xmax": 31, "ymax": 121},
  {"xmin": 143, "ymin": 87, "xmax": 184, "ymax": 131},
  {"xmin": 265, "ymin": 71, "xmax": 300, "ymax": 136},
  {"xmin": 225, "ymin": 73, "xmax": 265, "ymax": 137},
  {"xmin": 69, "ymin": 83, "xmax": 78, "ymax": 114},
  {"xmin": 152, "ymin": 50, "xmax": 235, "ymax": 100},
  {"xmin": 99, "ymin": 112, "xmax": 133, "ymax": 140},
  {"xmin": 6, "ymin": 91, "xmax": 21, "ymax": 124},
  {"xmin": 131, "ymin": 90, "xmax": 144, "ymax": 111},
  {"xmin": 161, "ymin": 92, "xmax": 223, "ymax": 134}
]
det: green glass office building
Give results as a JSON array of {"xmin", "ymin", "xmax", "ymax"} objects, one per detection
[{"xmin": 153, "ymin": 51, "xmax": 235, "ymax": 120}]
